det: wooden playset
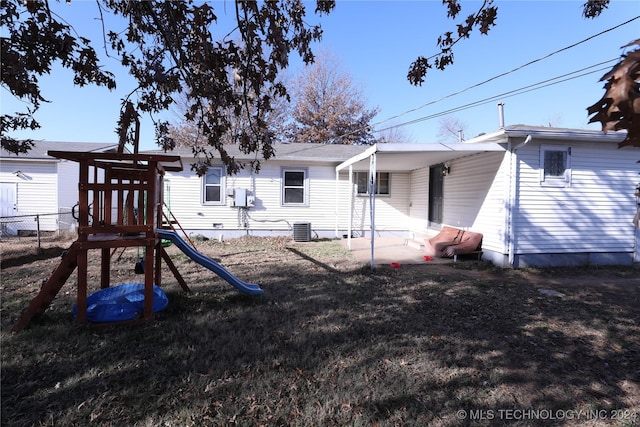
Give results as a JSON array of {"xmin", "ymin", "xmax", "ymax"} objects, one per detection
[{"xmin": 11, "ymin": 148, "xmax": 192, "ymax": 331}]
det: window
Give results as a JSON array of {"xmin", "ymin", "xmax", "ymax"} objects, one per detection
[
  {"xmin": 282, "ymin": 168, "xmax": 308, "ymax": 205},
  {"xmin": 355, "ymin": 171, "xmax": 390, "ymax": 195},
  {"xmin": 202, "ymin": 167, "xmax": 225, "ymax": 204},
  {"xmin": 540, "ymin": 146, "xmax": 571, "ymax": 187}
]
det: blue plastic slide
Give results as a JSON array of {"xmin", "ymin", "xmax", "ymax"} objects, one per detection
[{"xmin": 156, "ymin": 229, "xmax": 265, "ymax": 297}]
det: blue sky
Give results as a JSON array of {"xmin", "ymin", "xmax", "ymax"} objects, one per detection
[{"xmin": 2, "ymin": 1, "xmax": 638, "ymax": 151}]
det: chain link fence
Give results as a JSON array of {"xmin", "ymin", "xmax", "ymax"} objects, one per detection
[{"xmin": 0, "ymin": 209, "xmax": 77, "ymax": 259}]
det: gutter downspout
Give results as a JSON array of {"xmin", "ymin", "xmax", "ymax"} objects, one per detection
[{"xmin": 507, "ymin": 135, "xmax": 531, "ymax": 267}]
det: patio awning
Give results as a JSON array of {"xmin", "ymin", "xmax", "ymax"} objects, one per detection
[
  {"xmin": 335, "ymin": 142, "xmax": 507, "ymax": 269},
  {"xmin": 336, "ymin": 142, "xmax": 507, "ymax": 172}
]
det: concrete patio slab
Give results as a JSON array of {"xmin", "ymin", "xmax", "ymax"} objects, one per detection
[{"xmin": 339, "ymin": 237, "xmax": 456, "ymax": 267}]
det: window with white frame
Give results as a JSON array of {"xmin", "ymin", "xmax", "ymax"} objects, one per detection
[
  {"xmin": 355, "ymin": 171, "xmax": 390, "ymax": 195},
  {"xmin": 282, "ymin": 168, "xmax": 308, "ymax": 205},
  {"xmin": 202, "ymin": 167, "xmax": 225, "ymax": 205},
  {"xmin": 540, "ymin": 146, "xmax": 571, "ymax": 187}
]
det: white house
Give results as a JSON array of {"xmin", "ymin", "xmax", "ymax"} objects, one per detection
[
  {"xmin": 0, "ymin": 141, "xmax": 119, "ymax": 235},
  {"xmin": 337, "ymin": 125, "xmax": 639, "ymax": 267},
  {"xmin": 147, "ymin": 143, "xmax": 370, "ymax": 240},
  {"xmin": 151, "ymin": 125, "xmax": 638, "ymax": 268},
  {"xmin": 151, "ymin": 142, "xmax": 512, "ymax": 243},
  {"xmin": 9, "ymin": 125, "xmax": 636, "ymax": 268}
]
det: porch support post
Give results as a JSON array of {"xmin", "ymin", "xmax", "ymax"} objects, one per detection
[
  {"xmin": 335, "ymin": 170, "xmax": 339, "ymax": 239},
  {"xmin": 348, "ymin": 165, "xmax": 353, "ymax": 250},
  {"xmin": 369, "ymin": 153, "xmax": 377, "ymax": 271}
]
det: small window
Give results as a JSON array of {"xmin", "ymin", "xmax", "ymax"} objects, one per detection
[
  {"xmin": 282, "ymin": 168, "xmax": 308, "ymax": 205},
  {"xmin": 355, "ymin": 172, "xmax": 390, "ymax": 196},
  {"xmin": 540, "ymin": 146, "xmax": 571, "ymax": 187},
  {"xmin": 202, "ymin": 167, "xmax": 225, "ymax": 205}
]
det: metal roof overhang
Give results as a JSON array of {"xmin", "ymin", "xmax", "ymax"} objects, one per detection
[
  {"xmin": 335, "ymin": 142, "xmax": 507, "ymax": 173},
  {"xmin": 464, "ymin": 127, "xmax": 629, "ymax": 144}
]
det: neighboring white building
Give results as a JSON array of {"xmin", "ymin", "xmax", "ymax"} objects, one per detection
[
  {"xmin": 0, "ymin": 141, "xmax": 119, "ymax": 235},
  {"xmin": 338, "ymin": 125, "xmax": 639, "ymax": 267}
]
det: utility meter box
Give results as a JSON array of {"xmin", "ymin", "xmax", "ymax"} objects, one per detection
[
  {"xmin": 233, "ymin": 188, "xmax": 248, "ymax": 207},
  {"xmin": 233, "ymin": 188, "xmax": 254, "ymax": 207}
]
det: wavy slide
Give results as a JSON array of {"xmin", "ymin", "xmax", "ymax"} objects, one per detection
[{"xmin": 157, "ymin": 229, "xmax": 264, "ymax": 297}]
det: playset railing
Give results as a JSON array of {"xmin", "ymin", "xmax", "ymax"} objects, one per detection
[{"xmin": 49, "ymin": 151, "xmax": 182, "ymax": 237}]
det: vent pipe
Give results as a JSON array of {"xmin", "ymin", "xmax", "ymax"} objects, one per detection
[{"xmin": 498, "ymin": 102, "xmax": 505, "ymax": 128}]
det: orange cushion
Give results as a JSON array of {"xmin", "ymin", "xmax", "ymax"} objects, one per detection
[{"xmin": 425, "ymin": 227, "xmax": 482, "ymax": 257}]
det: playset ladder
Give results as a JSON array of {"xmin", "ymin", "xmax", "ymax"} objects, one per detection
[
  {"xmin": 12, "ymin": 243, "xmax": 80, "ymax": 332},
  {"xmin": 162, "ymin": 204, "xmax": 195, "ymax": 247}
]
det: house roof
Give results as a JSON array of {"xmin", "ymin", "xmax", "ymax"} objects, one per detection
[
  {"xmin": 148, "ymin": 141, "xmax": 507, "ymax": 172},
  {"xmin": 465, "ymin": 125, "xmax": 629, "ymax": 144},
  {"xmin": 336, "ymin": 125, "xmax": 634, "ymax": 173},
  {"xmin": 143, "ymin": 143, "xmax": 369, "ymax": 164},
  {"xmin": 1, "ymin": 141, "xmax": 120, "ymax": 160}
]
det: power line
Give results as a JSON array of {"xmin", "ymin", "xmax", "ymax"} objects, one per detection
[
  {"xmin": 372, "ymin": 15, "xmax": 640, "ymax": 129},
  {"xmin": 374, "ymin": 59, "xmax": 617, "ymax": 133},
  {"xmin": 374, "ymin": 60, "xmax": 616, "ymax": 133}
]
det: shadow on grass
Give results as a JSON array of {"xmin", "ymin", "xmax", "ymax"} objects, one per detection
[
  {"xmin": 285, "ymin": 247, "xmax": 342, "ymax": 274},
  {"xmin": 1, "ymin": 243, "xmax": 639, "ymax": 426},
  {"xmin": 0, "ymin": 245, "xmax": 69, "ymax": 269}
]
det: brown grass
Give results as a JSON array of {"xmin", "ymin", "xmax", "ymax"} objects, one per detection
[{"xmin": 1, "ymin": 236, "xmax": 639, "ymax": 426}]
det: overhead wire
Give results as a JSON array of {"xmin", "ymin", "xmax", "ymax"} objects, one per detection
[
  {"xmin": 371, "ymin": 14, "xmax": 640, "ymax": 129},
  {"xmin": 317, "ymin": 14, "xmax": 638, "ymax": 142},
  {"xmin": 374, "ymin": 58, "xmax": 618, "ymax": 133}
]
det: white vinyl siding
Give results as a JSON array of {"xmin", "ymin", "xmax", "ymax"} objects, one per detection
[
  {"xmin": 346, "ymin": 171, "xmax": 410, "ymax": 233},
  {"xmin": 514, "ymin": 141, "xmax": 636, "ymax": 254},
  {"xmin": 166, "ymin": 163, "xmax": 350, "ymax": 234},
  {"xmin": 159, "ymin": 137, "xmax": 638, "ymax": 262},
  {"xmin": 441, "ymin": 152, "xmax": 509, "ymax": 254},
  {"xmin": 163, "ymin": 161, "xmax": 413, "ymax": 237},
  {"xmin": 0, "ymin": 160, "xmax": 58, "ymax": 232},
  {"xmin": 57, "ymin": 159, "xmax": 80, "ymax": 211},
  {"xmin": 408, "ymin": 167, "xmax": 429, "ymax": 233}
]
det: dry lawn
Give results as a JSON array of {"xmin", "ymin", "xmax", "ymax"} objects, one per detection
[{"xmin": 1, "ymin": 235, "xmax": 639, "ymax": 426}]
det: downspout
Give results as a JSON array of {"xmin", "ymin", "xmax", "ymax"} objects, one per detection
[{"xmin": 507, "ymin": 135, "xmax": 531, "ymax": 267}]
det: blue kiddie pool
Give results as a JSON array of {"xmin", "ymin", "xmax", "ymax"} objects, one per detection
[{"xmin": 72, "ymin": 283, "xmax": 169, "ymax": 323}]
